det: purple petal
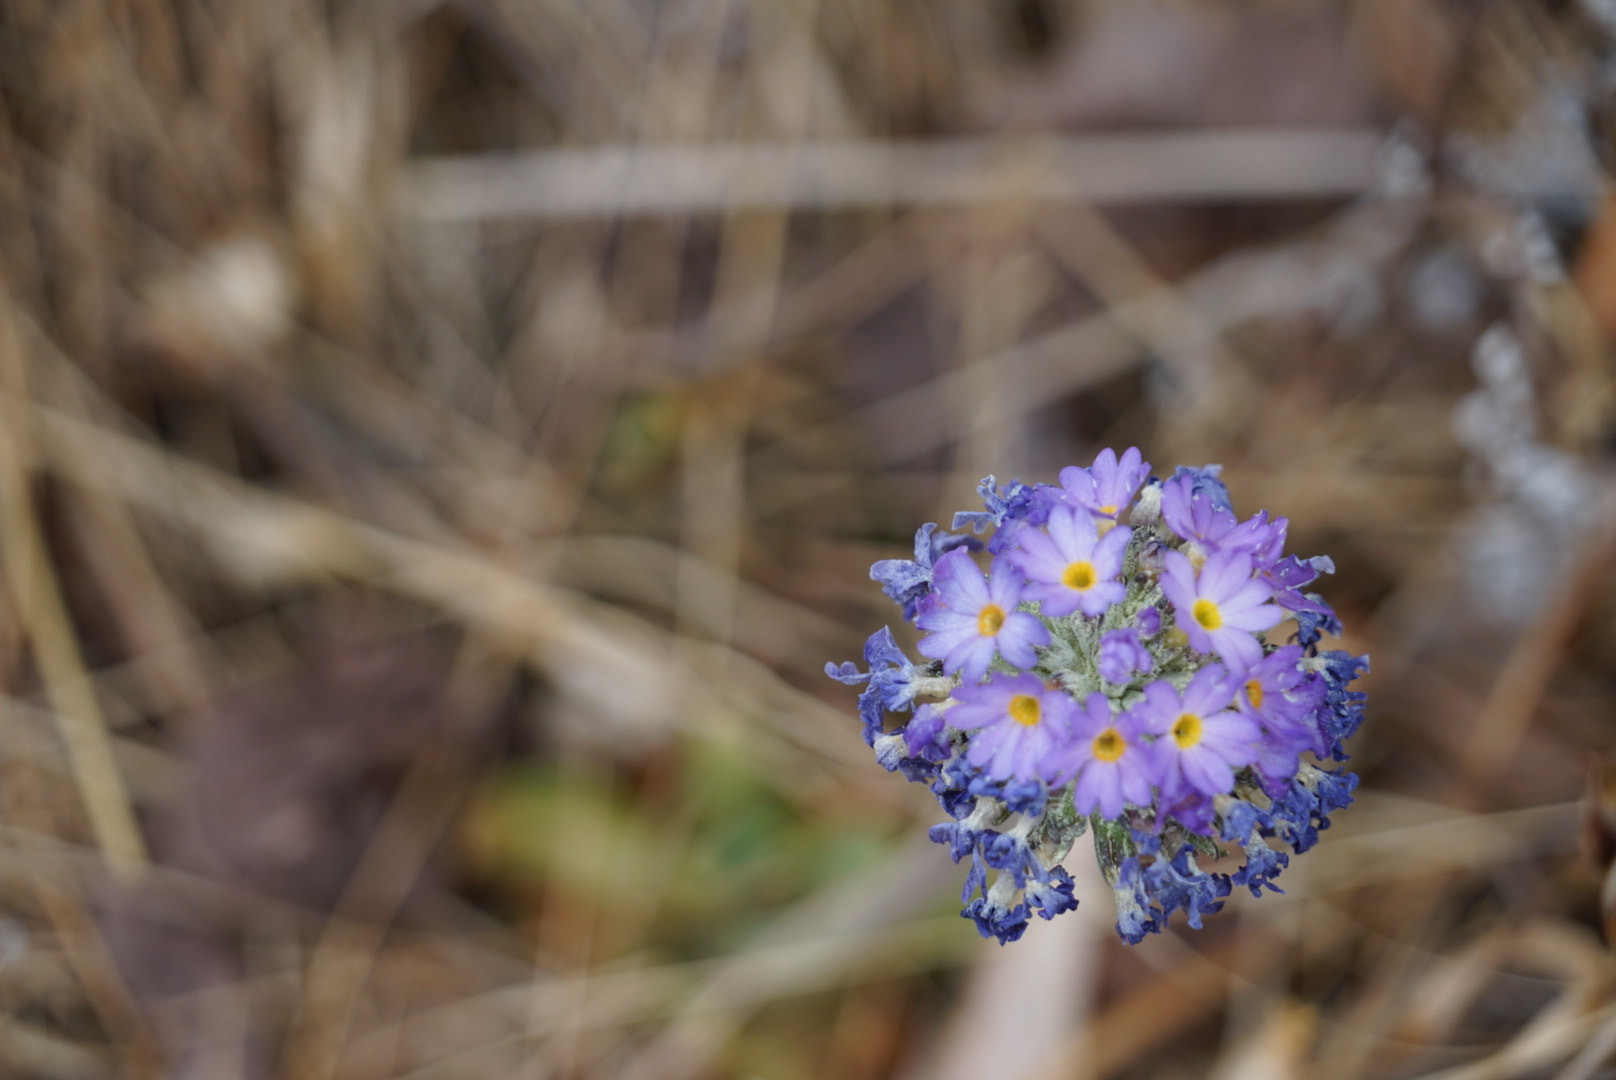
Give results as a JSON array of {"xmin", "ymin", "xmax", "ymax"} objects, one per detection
[
  {"xmin": 1077, "ymin": 581, "xmax": 1127, "ymax": 618},
  {"xmin": 1120, "ymin": 756, "xmax": 1154, "ymax": 805},
  {"xmin": 1160, "ymin": 477, "xmax": 1195, "ymax": 540},
  {"xmin": 1057, "ymin": 464, "xmax": 1098, "ymax": 506},
  {"xmin": 1024, "ymin": 581, "xmax": 1082, "ymax": 618},
  {"xmin": 1201, "ymin": 711, "xmax": 1261, "ymax": 761},
  {"xmin": 956, "ymin": 636, "xmax": 1002, "ymax": 683},
  {"xmin": 916, "ymin": 606, "xmax": 974, "ymax": 634},
  {"xmin": 1181, "ymin": 665, "xmax": 1234, "ymax": 714},
  {"xmin": 985, "ymin": 556, "xmax": 1027, "ymax": 609},
  {"xmin": 932, "ymin": 548, "xmax": 989, "ymax": 609},
  {"xmin": 1180, "ymin": 746, "xmax": 1235, "ymax": 796},
  {"xmin": 1222, "ymin": 602, "xmax": 1283, "ymax": 634},
  {"xmin": 1143, "ymin": 737, "xmax": 1178, "ymax": 787},
  {"xmin": 1092, "ymin": 524, "xmax": 1132, "ymax": 576},
  {"xmin": 1159, "ymin": 550, "xmax": 1198, "ymax": 610},
  {"xmin": 1046, "ymin": 505, "xmax": 1098, "ymax": 560},
  {"xmin": 997, "ymin": 612, "xmax": 1050, "ymax": 667},
  {"xmin": 1208, "ymin": 627, "xmax": 1264, "ymax": 670},
  {"xmin": 1072, "ymin": 692, "xmax": 1114, "ymax": 738},
  {"xmin": 1078, "ymin": 764, "xmax": 1125, "ymax": 818},
  {"xmin": 1224, "ymin": 576, "xmax": 1276, "ymax": 613},
  {"xmin": 1200, "ymin": 550, "xmax": 1254, "ymax": 599},
  {"xmin": 1135, "ymin": 680, "xmax": 1182, "ymax": 735},
  {"xmin": 917, "ymin": 621, "xmax": 977, "ymax": 661},
  {"xmin": 1010, "ymin": 523, "xmax": 1063, "ymax": 573}
]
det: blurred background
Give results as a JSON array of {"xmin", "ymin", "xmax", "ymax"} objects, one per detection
[{"xmin": 2, "ymin": 0, "xmax": 1616, "ymax": 1077}]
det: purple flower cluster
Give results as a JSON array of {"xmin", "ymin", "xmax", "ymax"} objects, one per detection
[{"xmin": 830, "ymin": 450, "xmax": 1369, "ymax": 944}]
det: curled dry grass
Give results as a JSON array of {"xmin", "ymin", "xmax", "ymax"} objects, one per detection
[{"xmin": 0, "ymin": 2, "xmax": 1614, "ymax": 1078}]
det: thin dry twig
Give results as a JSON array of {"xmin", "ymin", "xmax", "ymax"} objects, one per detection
[
  {"xmin": 400, "ymin": 131, "xmax": 1383, "ymax": 221},
  {"xmin": 0, "ymin": 296, "xmax": 148, "ymax": 879}
]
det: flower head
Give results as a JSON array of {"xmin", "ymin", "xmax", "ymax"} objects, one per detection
[{"xmin": 830, "ymin": 451, "xmax": 1365, "ymax": 945}]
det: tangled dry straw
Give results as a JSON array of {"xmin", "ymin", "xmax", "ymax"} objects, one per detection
[{"xmin": 0, "ymin": 1, "xmax": 1615, "ymax": 1078}]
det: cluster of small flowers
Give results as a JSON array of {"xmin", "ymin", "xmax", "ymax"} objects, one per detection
[{"xmin": 827, "ymin": 449, "xmax": 1368, "ymax": 944}]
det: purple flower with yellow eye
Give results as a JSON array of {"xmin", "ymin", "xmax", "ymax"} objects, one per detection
[
  {"xmin": 1051, "ymin": 692, "xmax": 1153, "ymax": 817},
  {"xmin": 1233, "ymin": 646, "xmax": 1324, "ymax": 736},
  {"xmin": 918, "ymin": 549, "xmax": 1050, "ymax": 683},
  {"xmin": 1008, "ymin": 505, "xmax": 1130, "ymax": 618},
  {"xmin": 1232, "ymin": 645, "xmax": 1326, "ymax": 794},
  {"xmin": 948, "ymin": 674, "xmax": 1077, "ymax": 783},
  {"xmin": 1134, "ymin": 666, "xmax": 1260, "ymax": 800},
  {"xmin": 1160, "ymin": 549, "xmax": 1283, "ymax": 670},
  {"xmin": 1046, "ymin": 447, "xmax": 1151, "ymax": 528}
]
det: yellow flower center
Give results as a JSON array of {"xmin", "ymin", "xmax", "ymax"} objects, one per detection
[
  {"xmin": 1171, "ymin": 712, "xmax": 1203, "ymax": 749},
  {"xmin": 978, "ymin": 604, "xmax": 1006, "ymax": 636},
  {"xmin": 1009, "ymin": 694, "xmax": 1041, "ymax": 727},
  {"xmin": 1092, "ymin": 727, "xmax": 1125, "ymax": 762},
  {"xmin": 1062, "ymin": 560, "xmax": 1096, "ymax": 591},
  {"xmin": 1192, "ymin": 598, "xmax": 1223, "ymax": 631},
  {"xmin": 1245, "ymin": 678, "xmax": 1264, "ymax": 711},
  {"xmin": 1099, "ymin": 504, "xmax": 1119, "ymax": 517}
]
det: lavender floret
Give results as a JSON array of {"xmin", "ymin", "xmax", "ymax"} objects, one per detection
[{"xmin": 1097, "ymin": 628, "xmax": 1153, "ymax": 684}]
